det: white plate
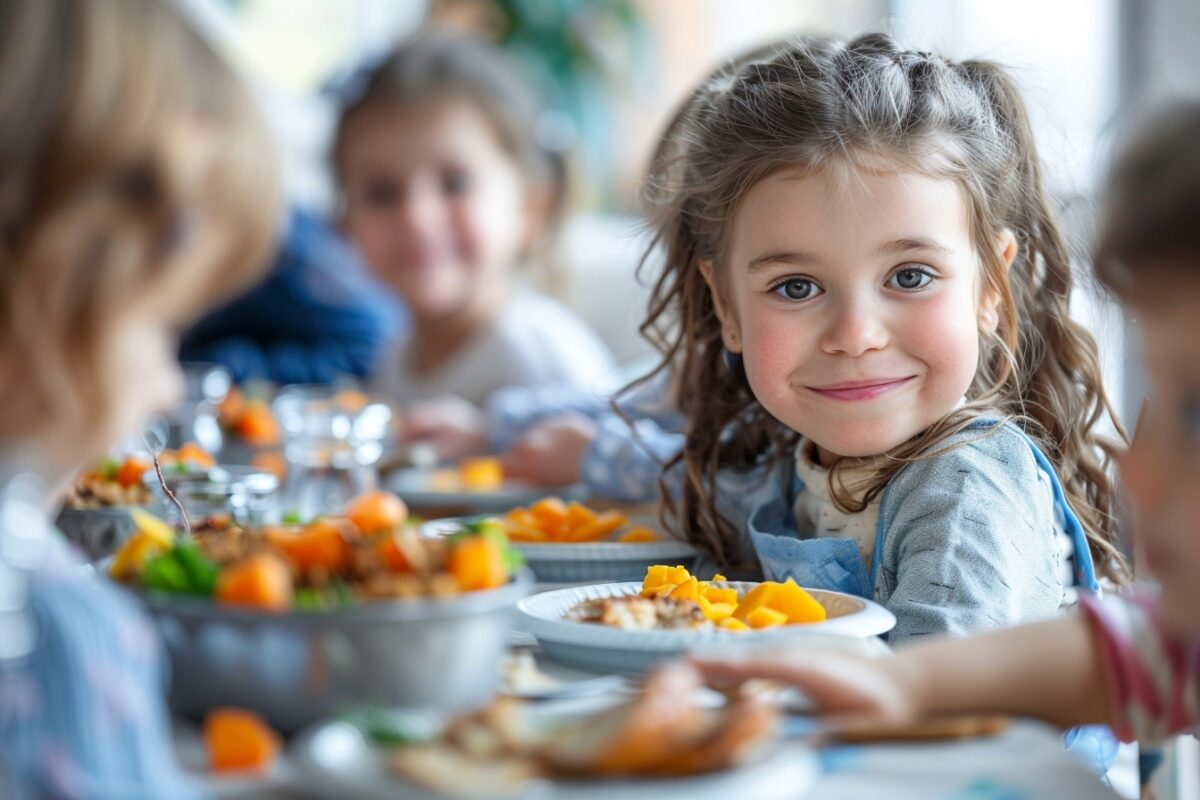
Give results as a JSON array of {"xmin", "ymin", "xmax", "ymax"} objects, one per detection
[
  {"xmin": 518, "ymin": 582, "xmax": 896, "ymax": 674},
  {"xmin": 386, "ymin": 469, "xmax": 588, "ymax": 513},
  {"xmin": 422, "ymin": 518, "xmax": 699, "ymax": 583},
  {"xmin": 293, "ymin": 716, "xmax": 818, "ymax": 800}
]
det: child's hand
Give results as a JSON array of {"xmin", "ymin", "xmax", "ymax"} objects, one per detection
[
  {"xmin": 401, "ymin": 395, "xmax": 488, "ymax": 461},
  {"xmin": 500, "ymin": 413, "xmax": 598, "ymax": 487},
  {"xmin": 690, "ymin": 652, "xmax": 919, "ymax": 729}
]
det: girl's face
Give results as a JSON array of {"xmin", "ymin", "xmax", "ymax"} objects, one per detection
[
  {"xmin": 711, "ymin": 166, "xmax": 1010, "ymax": 463},
  {"xmin": 40, "ymin": 218, "xmax": 242, "ymax": 479},
  {"xmin": 340, "ymin": 97, "xmax": 541, "ymax": 320},
  {"xmin": 1120, "ymin": 274, "xmax": 1200, "ymax": 635}
]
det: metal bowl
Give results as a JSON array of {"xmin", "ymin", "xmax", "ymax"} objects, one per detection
[
  {"xmin": 114, "ymin": 571, "xmax": 532, "ymax": 734},
  {"xmin": 55, "ymin": 506, "xmax": 140, "ymax": 560}
]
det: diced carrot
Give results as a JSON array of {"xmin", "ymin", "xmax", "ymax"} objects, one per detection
[
  {"xmin": 561, "ymin": 510, "xmax": 627, "ymax": 542},
  {"xmin": 447, "ymin": 536, "xmax": 508, "ymax": 591},
  {"xmin": 175, "ymin": 441, "xmax": 216, "ymax": 469},
  {"xmin": 217, "ymin": 387, "xmax": 245, "ymax": 425},
  {"xmin": 115, "ymin": 457, "xmax": 150, "ymax": 488},
  {"xmin": 264, "ymin": 518, "xmax": 351, "ymax": 573},
  {"xmin": 235, "ymin": 402, "xmax": 279, "ymax": 447},
  {"xmin": 215, "ymin": 553, "xmax": 293, "ymax": 611},
  {"xmin": 617, "ymin": 526, "xmax": 659, "ymax": 543},
  {"xmin": 528, "ymin": 497, "xmax": 570, "ymax": 532},
  {"xmin": 203, "ymin": 708, "xmax": 280, "ymax": 774},
  {"xmin": 459, "ymin": 457, "xmax": 504, "ymax": 491},
  {"xmin": 503, "ymin": 508, "xmax": 539, "ymax": 528},
  {"xmin": 335, "ymin": 390, "xmax": 368, "ymax": 412},
  {"xmin": 501, "ymin": 521, "xmax": 549, "ymax": 542},
  {"xmin": 564, "ymin": 501, "xmax": 596, "ymax": 529},
  {"xmin": 250, "ymin": 451, "xmax": 287, "ymax": 481},
  {"xmin": 376, "ymin": 532, "xmax": 411, "ymax": 572},
  {"xmin": 344, "ymin": 491, "xmax": 407, "ymax": 535}
]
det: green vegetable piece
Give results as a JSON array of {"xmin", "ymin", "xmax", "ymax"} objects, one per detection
[
  {"xmin": 329, "ymin": 578, "xmax": 355, "ymax": 608},
  {"xmin": 140, "ymin": 554, "xmax": 191, "ymax": 594},
  {"xmin": 293, "ymin": 587, "xmax": 327, "ymax": 611},
  {"xmin": 99, "ymin": 458, "xmax": 120, "ymax": 481},
  {"xmin": 280, "ymin": 510, "xmax": 303, "ymax": 525},
  {"xmin": 174, "ymin": 543, "xmax": 219, "ymax": 596},
  {"xmin": 343, "ymin": 709, "xmax": 436, "ymax": 746}
]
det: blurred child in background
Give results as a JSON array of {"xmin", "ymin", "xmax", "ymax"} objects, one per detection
[{"xmin": 335, "ymin": 28, "xmax": 615, "ymax": 415}]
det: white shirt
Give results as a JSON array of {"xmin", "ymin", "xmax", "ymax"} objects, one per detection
[
  {"xmin": 372, "ymin": 291, "xmax": 617, "ymax": 407},
  {"xmin": 792, "ymin": 438, "xmax": 882, "ymax": 569}
]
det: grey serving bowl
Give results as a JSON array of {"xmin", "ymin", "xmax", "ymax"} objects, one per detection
[
  {"xmin": 56, "ymin": 506, "xmax": 140, "ymax": 561},
  {"xmin": 112, "ymin": 569, "xmax": 532, "ymax": 734}
]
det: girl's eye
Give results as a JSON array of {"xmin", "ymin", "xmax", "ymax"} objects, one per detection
[
  {"xmin": 772, "ymin": 278, "xmax": 821, "ymax": 301},
  {"xmin": 441, "ymin": 169, "xmax": 470, "ymax": 196},
  {"xmin": 1183, "ymin": 396, "xmax": 1200, "ymax": 436},
  {"xmin": 364, "ymin": 180, "xmax": 398, "ymax": 207},
  {"xmin": 888, "ymin": 266, "xmax": 933, "ymax": 290}
]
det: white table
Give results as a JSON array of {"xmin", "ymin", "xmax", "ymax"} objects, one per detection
[{"xmin": 184, "ymin": 713, "xmax": 1120, "ymax": 800}]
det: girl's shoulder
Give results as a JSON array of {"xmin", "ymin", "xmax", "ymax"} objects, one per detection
[{"xmin": 882, "ymin": 419, "xmax": 1049, "ymax": 513}]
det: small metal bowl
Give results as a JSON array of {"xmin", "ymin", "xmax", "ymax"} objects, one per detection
[
  {"xmin": 116, "ymin": 571, "xmax": 532, "ymax": 734},
  {"xmin": 55, "ymin": 506, "xmax": 140, "ymax": 561}
]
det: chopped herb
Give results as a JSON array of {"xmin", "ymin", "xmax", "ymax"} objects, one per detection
[{"xmin": 343, "ymin": 709, "xmax": 438, "ymax": 746}]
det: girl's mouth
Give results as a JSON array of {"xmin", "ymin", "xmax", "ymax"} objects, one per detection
[{"xmin": 805, "ymin": 376, "xmax": 915, "ymax": 402}]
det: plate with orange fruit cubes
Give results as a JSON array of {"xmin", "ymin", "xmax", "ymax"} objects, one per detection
[
  {"xmin": 422, "ymin": 497, "xmax": 698, "ymax": 582},
  {"xmin": 516, "ymin": 566, "xmax": 895, "ymax": 673},
  {"xmin": 387, "ymin": 457, "xmax": 589, "ymax": 514}
]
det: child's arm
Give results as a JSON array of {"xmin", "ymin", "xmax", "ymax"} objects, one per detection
[
  {"xmin": 501, "ymin": 411, "xmax": 686, "ymax": 502},
  {"xmin": 695, "ymin": 612, "xmax": 1111, "ymax": 730}
]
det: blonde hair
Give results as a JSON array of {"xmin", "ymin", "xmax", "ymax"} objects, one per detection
[
  {"xmin": 638, "ymin": 34, "xmax": 1129, "ymax": 581},
  {"xmin": 0, "ymin": 0, "xmax": 279, "ymax": 440}
]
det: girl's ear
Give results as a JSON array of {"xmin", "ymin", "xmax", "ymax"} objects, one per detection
[
  {"xmin": 520, "ymin": 180, "xmax": 555, "ymax": 254},
  {"xmin": 979, "ymin": 228, "xmax": 1018, "ymax": 333},
  {"xmin": 698, "ymin": 259, "xmax": 742, "ymax": 352}
]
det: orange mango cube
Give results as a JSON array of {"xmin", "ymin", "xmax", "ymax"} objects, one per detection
[{"xmin": 745, "ymin": 606, "xmax": 789, "ymax": 629}]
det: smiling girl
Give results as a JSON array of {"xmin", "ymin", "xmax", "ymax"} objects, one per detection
[
  {"xmin": 336, "ymin": 29, "xmax": 614, "ymax": 408},
  {"xmin": 640, "ymin": 34, "xmax": 1127, "ymax": 641},
  {"xmin": 694, "ymin": 100, "xmax": 1200, "ymax": 760}
]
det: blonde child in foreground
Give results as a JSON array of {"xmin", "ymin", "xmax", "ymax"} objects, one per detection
[
  {"xmin": 695, "ymin": 102, "xmax": 1200, "ymax": 746},
  {"xmin": 0, "ymin": 0, "xmax": 278, "ymax": 796}
]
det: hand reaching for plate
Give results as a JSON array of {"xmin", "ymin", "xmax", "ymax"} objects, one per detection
[
  {"xmin": 500, "ymin": 413, "xmax": 597, "ymax": 487},
  {"xmin": 401, "ymin": 395, "xmax": 488, "ymax": 462},
  {"xmin": 690, "ymin": 651, "xmax": 919, "ymax": 731}
]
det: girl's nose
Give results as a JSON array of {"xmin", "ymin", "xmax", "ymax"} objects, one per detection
[
  {"xmin": 393, "ymin": 183, "xmax": 442, "ymax": 235},
  {"xmin": 818, "ymin": 297, "xmax": 890, "ymax": 357}
]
